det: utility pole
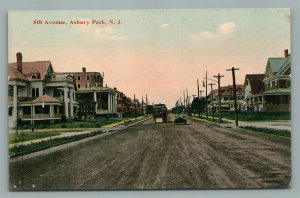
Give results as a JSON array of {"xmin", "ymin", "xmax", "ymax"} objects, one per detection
[
  {"xmin": 134, "ymin": 94, "xmax": 137, "ymax": 120},
  {"xmin": 226, "ymin": 67, "xmax": 239, "ymax": 127},
  {"xmin": 142, "ymin": 96, "xmax": 144, "ymax": 115},
  {"xmin": 197, "ymin": 78, "xmax": 200, "ymax": 117},
  {"xmin": 199, "ymin": 90, "xmax": 204, "ymax": 117},
  {"xmin": 192, "ymin": 94, "xmax": 196, "ymax": 116},
  {"xmin": 186, "ymin": 88, "xmax": 189, "ymax": 108},
  {"xmin": 208, "ymin": 83, "xmax": 216, "ymax": 121},
  {"xmin": 213, "ymin": 73, "xmax": 224, "ymax": 123},
  {"xmin": 183, "ymin": 90, "xmax": 186, "ymax": 111},
  {"xmin": 205, "ymin": 71, "xmax": 208, "ymax": 120}
]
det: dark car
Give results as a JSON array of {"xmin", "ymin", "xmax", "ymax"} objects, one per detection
[{"xmin": 174, "ymin": 114, "xmax": 187, "ymax": 125}]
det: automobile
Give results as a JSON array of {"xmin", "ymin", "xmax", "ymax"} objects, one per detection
[{"xmin": 174, "ymin": 114, "xmax": 187, "ymax": 125}]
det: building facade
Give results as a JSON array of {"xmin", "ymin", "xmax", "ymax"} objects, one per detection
[
  {"xmin": 208, "ymin": 85, "xmax": 244, "ymax": 112},
  {"xmin": 63, "ymin": 67, "xmax": 118, "ymax": 118},
  {"xmin": 8, "ymin": 52, "xmax": 76, "ymax": 128},
  {"xmin": 243, "ymin": 49, "xmax": 291, "ymax": 112},
  {"xmin": 243, "ymin": 74, "xmax": 265, "ymax": 111},
  {"xmin": 262, "ymin": 49, "xmax": 291, "ymax": 112}
]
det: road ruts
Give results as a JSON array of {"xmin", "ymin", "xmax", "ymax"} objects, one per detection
[{"xmin": 9, "ymin": 117, "xmax": 291, "ymax": 190}]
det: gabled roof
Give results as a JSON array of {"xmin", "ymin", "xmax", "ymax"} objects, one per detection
[
  {"xmin": 245, "ymin": 74, "xmax": 265, "ymax": 95},
  {"xmin": 277, "ymin": 55, "xmax": 291, "ymax": 75},
  {"xmin": 211, "ymin": 85, "xmax": 244, "ymax": 96},
  {"xmin": 266, "ymin": 57, "xmax": 289, "ymax": 74},
  {"xmin": 8, "ymin": 61, "xmax": 52, "ymax": 80},
  {"xmin": 32, "ymin": 95, "xmax": 60, "ymax": 104},
  {"xmin": 8, "ymin": 66, "xmax": 28, "ymax": 81}
]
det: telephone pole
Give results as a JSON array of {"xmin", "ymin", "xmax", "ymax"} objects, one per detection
[
  {"xmin": 134, "ymin": 94, "xmax": 137, "ymax": 120},
  {"xmin": 183, "ymin": 90, "xmax": 186, "ymax": 111},
  {"xmin": 208, "ymin": 83, "xmax": 216, "ymax": 121},
  {"xmin": 186, "ymin": 88, "xmax": 189, "ymax": 108},
  {"xmin": 205, "ymin": 71, "xmax": 208, "ymax": 120},
  {"xmin": 226, "ymin": 67, "xmax": 239, "ymax": 127},
  {"xmin": 199, "ymin": 90, "xmax": 204, "ymax": 117},
  {"xmin": 142, "ymin": 96, "xmax": 144, "ymax": 115},
  {"xmin": 213, "ymin": 73, "xmax": 224, "ymax": 123},
  {"xmin": 192, "ymin": 94, "xmax": 196, "ymax": 116},
  {"xmin": 197, "ymin": 78, "xmax": 200, "ymax": 117}
]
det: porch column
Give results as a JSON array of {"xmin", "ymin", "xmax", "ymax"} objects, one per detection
[
  {"xmin": 94, "ymin": 91, "xmax": 97, "ymax": 113},
  {"xmin": 50, "ymin": 105, "xmax": 54, "ymax": 118},
  {"xmin": 111, "ymin": 94, "xmax": 114, "ymax": 112},
  {"xmin": 69, "ymin": 89, "xmax": 74, "ymax": 118},
  {"xmin": 108, "ymin": 93, "xmax": 111, "ymax": 111},
  {"xmin": 114, "ymin": 93, "xmax": 117, "ymax": 113},
  {"xmin": 31, "ymin": 105, "xmax": 35, "ymax": 124},
  {"xmin": 111, "ymin": 93, "xmax": 114, "ymax": 112},
  {"xmin": 63, "ymin": 87, "xmax": 69, "ymax": 118},
  {"xmin": 13, "ymin": 84, "xmax": 18, "ymax": 125}
]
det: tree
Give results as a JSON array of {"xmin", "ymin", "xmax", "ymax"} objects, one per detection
[{"xmin": 191, "ymin": 97, "xmax": 205, "ymax": 117}]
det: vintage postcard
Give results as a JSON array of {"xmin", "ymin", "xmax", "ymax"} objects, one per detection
[{"xmin": 8, "ymin": 9, "xmax": 291, "ymax": 190}]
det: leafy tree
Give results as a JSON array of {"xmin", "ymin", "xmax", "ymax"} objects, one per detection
[{"xmin": 191, "ymin": 97, "xmax": 205, "ymax": 116}]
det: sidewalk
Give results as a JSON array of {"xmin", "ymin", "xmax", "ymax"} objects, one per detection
[{"xmin": 190, "ymin": 116, "xmax": 291, "ymax": 131}]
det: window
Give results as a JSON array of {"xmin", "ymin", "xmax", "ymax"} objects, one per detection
[
  {"xmin": 77, "ymin": 84, "xmax": 81, "ymax": 89},
  {"xmin": 8, "ymin": 87, "xmax": 13, "ymax": 97},
  {"xmin": 32, "ymin": 75, "xmax": 36, "ymax": 79},
  {"xmin": 35, "ymin": 105, "xmax": 50, "ymax": 114},
  {"xmin": 53, "ymin": 89, "xmax": 61, "ymax": 97},
  {"xmin": 8, "ymin": 107, "xmax": 13, "ymax": 116},
  {"xmin": 287, "ymin": 80, "xmax": 291, "ymax": 88},
  {"xmin": 89, "ymin": 83, "xmax": 92, "ymax": 88},
  {"xmin": 32, "ymin": 88, "xmax": 39, "ymax": 97},
  {"xmin": 77, "ymin": 75, "xmax": 81, "ymax": 80},
  {"xmin": 272, "ymin": 81, "xmax": 275, "ymax": 88},
  {"xmin": 23, "ymin": 106, "xmax": 31, "ymax": 115},
  {"xmin": 85, "ymin": 84, "xmax": 88, "ymax": 88},
  {"xmin": 87, "ymin": 75, "xmax": 90, "ymax": 80}
]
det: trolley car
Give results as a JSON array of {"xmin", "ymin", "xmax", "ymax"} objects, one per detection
[{"xmin": 153, "ymin": 104, "xmax": 168, "ymax": 123}]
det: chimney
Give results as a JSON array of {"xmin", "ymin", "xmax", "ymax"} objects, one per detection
[
  {"xmin": 82, "ymin": 67, "xmax": 86, "ymax": 72},
  {"xmin": 284, "ymin": 49, "xmax": 289, "ymax": 58},
  {"xmin": 16, "ymin": 52, "xmax": 22, "ymax": 73}
]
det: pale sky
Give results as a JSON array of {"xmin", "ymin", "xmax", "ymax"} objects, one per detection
[{"xmin": 8, "ymin": 9, "xmax": 290, "ymax": 108}]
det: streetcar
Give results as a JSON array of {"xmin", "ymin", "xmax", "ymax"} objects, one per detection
[{"xmin": 153, "ymin": 103, "xmax": 168, "ymax": 123}]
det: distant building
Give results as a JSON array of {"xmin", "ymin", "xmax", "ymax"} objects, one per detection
[
  {"xmin": 62, "ymin": 67, "xmax": 118, "ymax": 118},
  {"xmin": 8, "ymin": 52, "xmax": 76, "ymax": 128},
  {"xmin": 208, "ymin": 85, "xmax": 244, "ymax": 112}
]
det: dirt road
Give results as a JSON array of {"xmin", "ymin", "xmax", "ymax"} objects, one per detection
[{"xmin": 9, "ymin": 117, "xmax": 291, "ymax": 190}]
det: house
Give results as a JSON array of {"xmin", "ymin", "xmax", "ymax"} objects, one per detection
[
  {"xmin": 262, "ymin": 49, "xmax": 291, "ymax": 111},
  {"xmin": 243, "ymin": 74, "xmax": 265, "ymax": 111},
  {"xmin": 208, "ymin": 85, "xmax": 244, "ymax": 112},
  {"xmin": 8, "ymin": 52, "xmax": 76, "ymax": 128},
  {"xmin": 62, "ymin": 67, "xmax": 118, "ymax": 118},
  {"xmin": 242, "ymin": 49, "xmax": 291, "ymax": 112}
]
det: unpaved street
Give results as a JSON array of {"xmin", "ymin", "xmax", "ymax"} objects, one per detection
[{"xmin": 9, "ymin": 117, "xmax": 291, "ymax": 190}]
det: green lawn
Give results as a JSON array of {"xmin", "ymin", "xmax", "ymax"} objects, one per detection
[
  {"xmin": 9, "ymin": 131, "xmax": 103, "ymax": 158},
  {"xmin": 19, "ymin": 117, "xmax": 128, "ymax": 130},
  {"xmin": 9, "ymin": 132, "xmax": 60, "ymax": 144},
  {"xmin": 217, "ymin": 112, "xmax": 291, "ymax": 121},
  {"xmin": 240, "ymin": 126, "xmax": 291, "ymax": 138}
]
